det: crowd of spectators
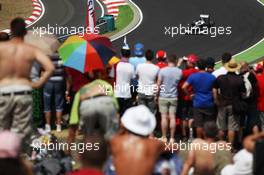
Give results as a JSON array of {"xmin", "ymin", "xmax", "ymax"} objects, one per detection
[{"xmin": 0, "ymin": 17, "xmax": 264, "ymax": 175}]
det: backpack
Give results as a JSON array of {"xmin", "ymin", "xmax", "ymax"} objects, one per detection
[{"xmin": 243, "ymin": 72, "xmax": 253, "ymax": 99}]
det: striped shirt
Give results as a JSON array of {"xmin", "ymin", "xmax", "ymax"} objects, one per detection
[{"xmin": 49, "ymin": 53, "xmax": 64, "ymax": 81}]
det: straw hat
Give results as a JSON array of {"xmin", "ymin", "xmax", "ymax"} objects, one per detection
[{"xmin": 224, "ymin": 59, "xmax": 241, "ymax": 72}]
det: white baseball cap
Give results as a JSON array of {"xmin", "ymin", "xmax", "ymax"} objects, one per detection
[
  {"xmin": 221, "ymin": 149, "xmax": 253, "ymax": 175},
  {"xmin": 121, "ymin": 105, "xmax": 156, "ymax": 136}
]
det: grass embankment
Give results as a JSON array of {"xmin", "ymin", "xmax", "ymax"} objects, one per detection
[
  {"xmin": 0, "ymin": 0, "xmax": 33, "ymax": 30},
  {"xmin": 104, "ymin": 5, "xmax": 134, "ymax": 36}
]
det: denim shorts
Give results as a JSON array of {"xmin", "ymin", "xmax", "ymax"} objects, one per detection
[{"xmin": 43, "ymin": 81, "xmax": 64, "ymax": 112}]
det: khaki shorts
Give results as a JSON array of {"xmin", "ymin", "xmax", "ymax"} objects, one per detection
[
  {"xmin": 217, "ymin": 105, "xmax": 240, "ymax": 131},
  {"xmin": 79, "ymin": 96, "xmax": 118, "ymax": 140},
  {"xmin": 0, "ymin": 94, "xmax": 33, "ymax": 139},
  {"xmin": 158, "ymin": 97, "xmax": 178, "ymax": 115}
]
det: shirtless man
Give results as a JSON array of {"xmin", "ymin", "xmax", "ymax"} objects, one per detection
[
  {"xmin": 111, "ymin": 105, "xmax": 165, "ymax": 175},
  {"xmin": 181, "ymin": 122, "xmax": 232, "ymax": 175},
  {"xmin": 0, "ymin": 18, "xmax": 54, "ymax": 139}
]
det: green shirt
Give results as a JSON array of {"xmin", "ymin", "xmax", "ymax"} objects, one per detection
[{"xmin": 69, "ymin": 79, "xmax": 119, "ymax": 125}]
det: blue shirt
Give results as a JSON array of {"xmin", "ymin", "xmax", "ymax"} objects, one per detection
[
  {"xmin": 187, "ymin": 72, "xmax": 216, "ymax": 108},
  {"xmin": 129, "ymin": 56, "xmax": 146, "ymax": 86},
  {"xmin": 159, "ymin": 67, "xmax": 182, "ymax": 98},
  {"xmin": 129, "ymin": 56, "xmax": 146, "ymax": 70}
]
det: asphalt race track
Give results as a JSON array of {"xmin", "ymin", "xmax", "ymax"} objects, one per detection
[
  {"xmin": 31, "ymin": 0, "xmax": 264, "ymax": 60},
  {"xmin": 30, "ymin": 0, "xmax": 102, "ymax": 37},
  {"xmin": 113, "ymin": 0, "xmax": 264, "ymax": 60}
]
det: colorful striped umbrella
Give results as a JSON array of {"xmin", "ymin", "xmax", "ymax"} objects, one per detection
[{"xmin": 58, "ymin": 34, "xmax": 115, "ymax": 73}]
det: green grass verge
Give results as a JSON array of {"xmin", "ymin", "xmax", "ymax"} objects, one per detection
[
  {"xmin": 215, "ymin": 39, "xmax": 264, "ymax": 69},
  {"xmin": 104, "ymin": 5, "xmax": 134, "ymax": 36},
  {"xmin": 215, "ymin": 0, "xmax": 264, "ymax": 68}
]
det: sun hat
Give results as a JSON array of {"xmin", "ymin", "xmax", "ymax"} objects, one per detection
[
  {"xmin": 121, "ymin": 105, "xmax": 156, "ymax": 136},
  {"xmin": 134, "ymin": 43, "xmax": 144, "ymax": 56},
  {"xmin": 0, "ymin": 131, "xmax": 21, "ymax": 158},
  {"xmin": 224, "ymin": 58, "xmax": 241, "ymax": 72},
  {"xmin": 156, "ymin": 50, "xmax": 167, "ymax": 59},
  {"xmin": 221, "ymin": 149, "xmax": 253, "ymax": 175}
]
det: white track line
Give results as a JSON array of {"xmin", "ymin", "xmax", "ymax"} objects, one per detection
[
  {"xmin": 257, "ymin": 0, "xmax": 264, "ymax": 6},
  {"xmin": 96, "ymin": 0, "xmax": 105, "ymax": 18},
  {"xmin": 110, "ymin": 0, "xmax": 143, "ymax": 41}
]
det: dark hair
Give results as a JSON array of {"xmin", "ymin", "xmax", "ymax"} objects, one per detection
[
  {"xmin": 10, "ymin": 17, "xmax": 27, "ymax": 37},
  {"xmin": 0, "ymin": 32, "xmax": 10, "ymax": 41},
  {"xmin": 0, "ymin": 158, "xmax": 30, "ymax": 175},
  {"xmin": 167, "ymin": 54, "xmax": 177, "ymax": 64},
  {"xmin": 221, "ymin": 52, "xmax": 232, "ymax": 64},
  {"xmin": 204, "ymin": 122, "xmax": 218, "ymax": 139},
  {"xmin": 121, "ymin": 48, "xmax": 131, "ymax": 58},
  {"xmin": 80, "ymin": 133, "xmax": 108, "ymax": 168},
  {"xmin": 206, "ymin": 57, "xmax": 215, "ymax": 69},
  {"xmin": 145, "ymin": 49, "xmax": 154, "ymax": 61},
  {"xmin": 197, "ymin": 58, "xmax": 207, "ymax": 70}
]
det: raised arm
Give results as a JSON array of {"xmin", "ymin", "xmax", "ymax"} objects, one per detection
[{"xmin": 31, "ymin": 49, "xmax": 54, "ymax": 88}]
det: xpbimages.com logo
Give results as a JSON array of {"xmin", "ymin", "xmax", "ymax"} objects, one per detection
[
  {"xmin": 164, "ymin": 24, "xmax": 232, "ymax": 38},
  {"xmin": 32, "ymin": 24, "xmax": 100, "ymax": 37}
]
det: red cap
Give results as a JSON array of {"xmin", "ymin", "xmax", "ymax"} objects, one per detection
[
  {"xmin": 255, "ymin": 64, "xmax": 263, "ymax": 72},
  {"xmin": 186, "ymin": 54, "xmax": 198, "ymax": 64},
  {"xmin": 156, "ymin": 50, "xmax": 167, "ymax": 59}
]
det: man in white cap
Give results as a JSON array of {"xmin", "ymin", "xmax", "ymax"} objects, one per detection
[{"xmin": 111, "ymin": 105, "xmax": 165, "ymax": 175}]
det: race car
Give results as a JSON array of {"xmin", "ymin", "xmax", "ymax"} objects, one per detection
[{"xmin": 185, "ymin": 14, "xmax": 215, "ymax": 35}]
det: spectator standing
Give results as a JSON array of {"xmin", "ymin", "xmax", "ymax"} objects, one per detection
[
  {"xmin": 255, "ymin": 64, "xmax": 264, "ymax": 130},
  {"xmin": 114, "ymin": 45, "xmax": 134, "ymax": 116},
  {"xmin": 0, "ymin": 18, "xmax": 54, "ymax": 139},
  {"xmin": 212, "ymin": 53, "xmax": 232, "ymax": 78},
  {"xmin": 182, "ymin": 59, "xmax": 216, "ymax": 138},
  {"xmin": 213, "ymin": 59, "xmax": 246, "ymax": 146},
  {"xmin": 136, "ymin": 49, "xmax": 159, "ymax": 113},
  {"xmin": 206, "ymin": 57, "xmax": 215, "ymax": 73},
  {"xmin": 177, "ymin": 54, "xmax": 198, "ymax": 140},
  {"xmin": 129, "ymin": 43, "xmax": 146, "ymax": 104},
  {"xmin": 65, "ymin": 67, "xmax": 90, "ymax": 108},
  {"xmin": 156, "ymin": 50, "xmax": 168, "ymax": 69},
  {"xmin": 240, "ymin": 62, "xmax": 260, "ymax": 135},
  {"xmin": 157, "ymin": 55, "xmax": 182, "ymax": 143},
  {"xmin": 43, "ymin": 53, "xmax": 65, "ymax": 132}
]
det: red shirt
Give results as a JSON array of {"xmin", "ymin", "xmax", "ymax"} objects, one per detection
[
  {"xmin": 65, "ymin": 68, "xmax": 90, "ymax": 92},
  {"xmin": 256, "ymin": 73, "xmax": 264, "ymax": 111},
  {"xmin": 178, "ymin": 68, "xmax": 199, "ymax": 101},
  {"xmin": 156, "ymin": 61, "xmax": 168, "ymax": 69},
  {"xmin": 69, "ymin": 169, "xmax": 103, "ymax": 175}
]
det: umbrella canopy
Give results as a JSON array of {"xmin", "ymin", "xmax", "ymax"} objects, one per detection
[
  {"xmin": 24, "ymin": 30, "xmax": 61, "ymax": 55},
  {"xmin": 58, "ymin": 34, "xmax": 115, "ymax": 73}
]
